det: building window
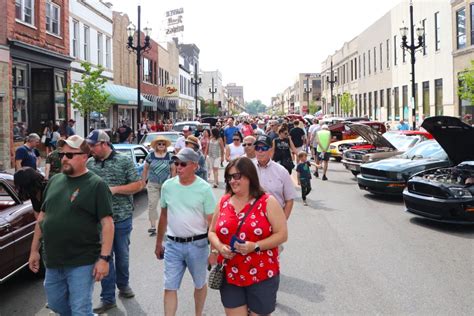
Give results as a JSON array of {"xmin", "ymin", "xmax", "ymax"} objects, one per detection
[
  {"xmin": 402, "ymin": 43, "xmax": 406, "ymax": 63},
  {"xmin": 368, "ymin": 50, "xmax": 371, "ymax": 75},
  {"xmin": 15, "ymin": 0, "xmax": 34, "ymax": 25},
  {"xmin": 358, "ymin": 55, "xmax": 361, "ymax": 78},
  {"xmin": 379, "ymin": 43, "xmax": 383, "ymax": 71},
  {"xmin": 386, "ymin": 39, "xmax": 390, "ymax": 68},
  {"xmin": 46, "ymin": 1, "xmax": 60, "ymax": 36},
  {"xmin": 434, "ymin": 12, "xmax": 440, "ymax": 51},
  {"xmin": 435, "ymin": 79, "xmax": 443, "ymax": 115},
  {"xmin": 456, "ymin": 8, "xmax": 466, "ymax": 49},
  {"xmin": 154, "ymin": 62, "xmax": 157, "ymax": 84},
  {"xmin": 159, "ymin": 68, "xmax": 164, "ymax": 86},
  {"xmin": 373, "ymin": 47, "xmax": 376, "ymax": 73},
  {"xmin": 105, "ymin": 36, "xmax": 111, "ymax": 68},
  {"xmin": 422, "ymin": 81, "xmax": 430, "ymax": 116},
  {"xmin": 165, "ymin": 71, "xmax": 169, "ymax": 85},
  {"xmin": 83, "ymin": 25, "xmax": 90, "ymax": 61},
  {"xmin": 363, "ymin": 54, "xmax": 366, "ymax": 77},
  {"xmin": 402, "ymin": 85, "xmax": 408, "ymax": 120},
  {"xmin": 387, "ymin": 88, "xmax": 392, "ymax": 120},
  {"xmin": 354, "ymin": 58, "xmax": 357, "ymax": 80},
  {"xmin": 374, "ymin": 91, "xmax": 378, "ymax": 119},
  {"xmin": 350, "ymin": 60, "xmax": 353, "ymax": 81},
  {"xmin": 380, "ymin": 89, "xmax": 384, "ymax": 108},
  {"xmin": 97, "ymin": 33, "xmax": 103, "ymax": 66},
  {"xmin": 72, "ymin": 20, "xmax": 79, "ymax": 58},
  {"xmin": 12, "ymin": 63, "xmax": 29, "ymax": 142},
  {"xmin": 54, "ymin": 72, "xmax": 67, "ymax": 122},
  {"xmin": 422, "ymin": 19, "xmax": 427, "ymax": 55},
  {"xmin": 394, "ymin": 35, "xmax": 397, "ymax": 66},
  {"xmin": 394, "ymin": 87, "xmax": 400, "ymax": 120},
  {"xmin": 143, "ymin": 58, "xmax": 151, "ymax": 83}
]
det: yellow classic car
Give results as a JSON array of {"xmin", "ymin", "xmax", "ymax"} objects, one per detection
[{"xmin": 328, "ymin": 137, "xmax": 367, "ymax": 161}]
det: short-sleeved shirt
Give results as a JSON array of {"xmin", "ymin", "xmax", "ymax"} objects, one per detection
[
  {"xmin": 46, "ymin": 150, "xmax": 62, "ymax": 179},
  {"xmin": 290, "ymin": 127, "xmax": 306, "ymax": 148},
  {"xmin": 41, "ymin": 172, "xmax": 112, "ymax": 268},
  {"xmin": 224, "ymin": 126, "xmax": 240, "ymax": 144},
  {"xmin": 174, "ymin": 135, "xmax": 186, "ymax": 151},
  {"xmin": 117, "ymin": 125, "xmax": 132, "ymax": 143},
  {"xmin": 160, "ymin": 176, "xmax": 216, "ymax": 237},
  {"xmin": 87, "ymin": 151, "xmax": 141, "ymax": 222},
  {"xmin": 145, "ymin": 152, "xmax": 172, "ymax": 184},
  {"xmin": 296, "ymin": 162, "xmax": 312, "ymax": 181},
  {"xmin": 15, "ymin": 145, "xmax": 37, "ymax": 169},
  {"xmin": 253, "ymin": 160, "xmax": 297, "ymax": 208},
  {"xmin": 216, "ymin": 194, "xmax": 279, "ymax": 287}
]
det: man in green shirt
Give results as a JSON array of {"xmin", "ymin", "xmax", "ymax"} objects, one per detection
[
  {"xmin": 315, "ymin": 124, "xmax": 332, "ymax": 181},
  {"xmin": 28, "ymin": 135, "xmax": 114, "ymax": 316},
  {"xmin": 86, "ymin": 129, "xmax": 143, "ymax": 314}
]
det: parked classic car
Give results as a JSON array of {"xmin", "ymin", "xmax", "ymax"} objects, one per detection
[
  {"xmin": 403, "ymin": 116, "xmax": 474, "ymax": 223},
  {"xmin": 342, "ymin": 125, "xmax": 433, "ymax": 175},
  {"xmin": 357, "ymin": 140, "xmax": 451, "ymax": 195},
  {"xmin": 329, "ymin": 121, "xmax": 386, "ymax": 142},
  {"xmin": 172, "ymin": 121, "xmax": 210, "ymax": 132},
  {"xmin": 113, "ymin": 144, "xmax": 149, "ymax": 176},
  {"xmin": 0, "ymin": 173, "xmax": 36, "ymax": 284},
  {"xmin": 139, "ymin": 131, "xmax": 180, "ymax": 153},
  {"xmin": 328, "ymin": 137, "xmax": 372, "ymax": 161}
]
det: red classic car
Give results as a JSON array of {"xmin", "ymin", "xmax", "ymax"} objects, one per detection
[
  {"xmin": 330, "ymin": 121, "xmax": 387, "ymax": 142},
  {"xmin": 0, "ymin": 173, "xmax": 37, "ymax": 284}
]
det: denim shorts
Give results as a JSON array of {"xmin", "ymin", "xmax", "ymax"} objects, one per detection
[{"xmin": 164, "ymin": 237, "xmax": 209, "ymax": 290}]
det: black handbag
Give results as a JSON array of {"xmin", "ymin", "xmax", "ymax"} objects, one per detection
[{"xmin": 208, "ymin": 196, "xmax": 261, "ymax": 290}]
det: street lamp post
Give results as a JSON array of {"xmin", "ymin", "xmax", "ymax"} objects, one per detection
[
  {"xmin": 209, "ymin": 77, "xmax": 217, "ymax": 103},
  {"xmin": 191, "ymin": 63, "xmax": 201, "ymax": 119},
  {"xmin": 126, "ymin": 5, "xmax": 151, "ymax": 131},
  {"xmin": 326, "ymin": 59, "xmax": 337, "ymax": 115},
  {"xmin": 304, "ymin": 75, "xmax": 312, "ymax": 115},
  {"xmin": 400, "ymin": 0, "xmax": 424, "ymax": 130}
]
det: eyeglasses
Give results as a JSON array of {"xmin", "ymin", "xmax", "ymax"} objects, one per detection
[
  {"xmin": 255, "ymin": 145, "xmax": 271, "ymax": 152},
  {"xmin": 225, "ymin": 172, "xmax": 242, "ymax": 182},
  {"xmin": 156, "ymin": 142, "xmax": 166, "ymax": 146},
  {"xmin": 59, "ymin": 152, "xmax": 86, "ymax": 159},
  {"xmin": 174, "ymin": 161, "xmax": 188, "ymax": 167},
  {"xmin": 242, "ymin": 143, "xmax": 254, "ymax": 147},
  {"xmin": 233, "ymin": 138, "xmax": 240, "ymax": 141}
]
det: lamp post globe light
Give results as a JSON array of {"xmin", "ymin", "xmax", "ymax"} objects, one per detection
[
  {"xmin": 400, "ymin": 0, "xmax": 424, "ymax": 130},
  {"xmin": 191, "ymin": 63, "xmax": 202, "ymax": 119},
  {"xmin": 304, "ymin": 74, "xmax": 312, "ymax": 115},
  {"xmin": 126, "ymin": 5, "xmax": 151, "ymax": 132},
  {"xmin": 326, "ymin": 59, "xmax": 337, "ymax": 115}
]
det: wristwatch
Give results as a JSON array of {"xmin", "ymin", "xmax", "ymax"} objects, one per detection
[
  {"xmin": 254, "ymin": 243, "xmax": 261, "ymax": 253},
  {"xmin": 99, "ymin": 255, "xmax": 111, "ymax": 262}
]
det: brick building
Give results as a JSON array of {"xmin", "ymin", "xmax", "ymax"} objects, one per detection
[{"xmin": 0, "ymin": 0, "xmax": 73, "ymax": 169}]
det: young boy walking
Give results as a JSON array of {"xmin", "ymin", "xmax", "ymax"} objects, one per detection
[{"xmin": 296, "ymin": 151, "xmax": 318, "ymax": 206}]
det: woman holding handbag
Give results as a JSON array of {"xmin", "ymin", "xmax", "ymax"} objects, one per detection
[{"xmin": 208, "ymin": 157, "xmax": 287, "ymax": 316}]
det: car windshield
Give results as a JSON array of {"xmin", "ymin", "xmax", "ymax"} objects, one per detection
[
  {"xmin": 173, "ymin": 124, "xmax": 197, "ymax": 132},
  {"xmin": 401, "ymin": 141, "xmax": 448, "ymax": 160},
  {"xmin": 142, "ymin": 133, "xmax": 179, "ymax": 145},
  {"xmin": 115, "ymin": 149, "xmax": 133, "ymax": 160},
  {"xmin": 383, "ymin": 133, "xmax": 420, "ymax": 151}
]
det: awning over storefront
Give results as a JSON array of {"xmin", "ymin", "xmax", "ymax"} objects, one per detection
[
  {"xmin": 142, "ymin": 94, "xmax": 159, "ymax": 111},
  {"xmin": 168, "ymin": 99, "xmax": 178, "ymax": 112},
  {"xmin": 104, "ymin": 84, "xmax": 155, "ymax": 109},
  {"xmin": 157, "ymin": 97, "xmax": 168, "ymax": 112}
]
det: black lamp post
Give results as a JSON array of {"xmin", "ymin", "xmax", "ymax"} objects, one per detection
[
  {"xmin": 209, "ymin": 77, "xmax": 217, "ymax": 103},
  {"xmin": 326, "ymin": 59, "xmax": 337, "ymax": 115},
  {"xmin": 304, "ymin": 75, "xmax": 312, "ymax": 115},
  {"xmin": 400, "ymin": 0, "xmax": 424, "ymax": 130},
  {"xmin": 126, "ymin": 5, "xmax": 151, "ymax": 131},
  {"xmin": 191, "ymin": 63, "xmax": 202, "ymax": 119}
]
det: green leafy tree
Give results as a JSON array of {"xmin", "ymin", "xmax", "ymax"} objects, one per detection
[
  {"xmin": 308, "ymin": 100, "xmax": 317, "ymax": 115},
  {"xmin": 458, "ymin": 60, "xmax": 474, "ymax": 105},
  {"xmin": 203, "ymin": 100, "xmax": 219, "ymax": 116},
  {"xmin": 340, "ymin": 92, "xmax": 355, "ymax": 115},
  {"xmin": 245, "ymin": 100, "xmax": 267, "ymax": 115},
  {"xmin": 66, "ymin": 61, "xmax": 111, "ymax": 134}
]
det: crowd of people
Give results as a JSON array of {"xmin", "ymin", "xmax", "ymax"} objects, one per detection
[{"xmin": 14, "ymin": 114, "xmax": 343, "ymax": 316}]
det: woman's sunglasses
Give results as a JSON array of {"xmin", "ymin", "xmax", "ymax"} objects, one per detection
[
  {"xmin": 255, "ymin": 145, "xmax": 270, "ymax": 152},
  {"xmin": 59, "ymin": 152, "xmax": 86, "ymax": 159},
  {"xmin": 225, "ymin": 172, "xmax": 242, "ymax": 182},
  {"xmin": 156, "ymin": 142, "xmax": 166, "ymax": 146},
  {"xmin": 174, "ymin": 161, "xmax": 188, "ymax": 167},
  {"xmin": 233, "ymin": 138, "xmax": 240, "ymax": 142}
]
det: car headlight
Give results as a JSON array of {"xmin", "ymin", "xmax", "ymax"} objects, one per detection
[
  {"xmin": 395, "ymin": 173, "xmax": 404, "ymax": 181},
  {"xmin": 448, "ymin": 187, "xmax": 473, "ymax": 199}
]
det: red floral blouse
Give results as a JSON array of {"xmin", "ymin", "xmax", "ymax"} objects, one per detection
[{"xmin": 216, "ymin": 193, "xmax": 279, "ymax": 287}]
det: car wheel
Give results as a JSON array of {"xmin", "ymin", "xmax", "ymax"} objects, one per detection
[{"xmin": 334, "ymin": 157, "xmax": 342, "ymax": 162}]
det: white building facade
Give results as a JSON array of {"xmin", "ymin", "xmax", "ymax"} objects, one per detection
[
  {"xmin": 321, "ymin": 1, "xmax": 454, "ymax": 127},
  {"xmin": 178, "ymin": 55, "xmax": 194, "ymax": 120},
  {"xmin": 69, "ymin": 0, "xmax": 114, "ymax": 136}
]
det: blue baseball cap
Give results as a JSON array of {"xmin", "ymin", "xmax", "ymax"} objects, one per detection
[{"xmin": 86, "ymin": 129, "xmax": 110, "ymax": 145}]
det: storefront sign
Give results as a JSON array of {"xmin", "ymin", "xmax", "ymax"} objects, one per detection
[
  {"xmin": 165, "ymin": 8, "xmax": 184, "ymax": 35},
  {"xmin": 165, "ymin": 84, "xmax": 179, "ymax": 97}
]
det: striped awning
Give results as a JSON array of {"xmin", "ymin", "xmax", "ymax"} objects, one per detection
[
  {"xmin": 104, "ymin": 84, "xmax": 155, "ymax": 109},
  {"xmin": 142, "ymin": 94, "xmax": 159, "ymax": 111}
]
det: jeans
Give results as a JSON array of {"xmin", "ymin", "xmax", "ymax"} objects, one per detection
[
  {"xmin": 44, "ymin": 264, "xmax": 95, "ymax": 316},
  {"xmin": 101, "ymin": 216, "xmax": 133, "ymax": 303}
]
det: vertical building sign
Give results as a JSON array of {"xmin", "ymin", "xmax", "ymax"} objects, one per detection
[{"xmin": 165, "ymin": 8, "xmax": 184, "ymax": 35}]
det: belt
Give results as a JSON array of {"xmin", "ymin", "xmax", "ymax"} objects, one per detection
[{"xmin": 167, "ymin": 233, "xmax": 208, "ymax": 243}]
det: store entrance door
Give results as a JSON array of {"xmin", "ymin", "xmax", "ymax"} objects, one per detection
[{"xmin": 30, "ymin": 66, "xmax": 54, "ymax": 134}]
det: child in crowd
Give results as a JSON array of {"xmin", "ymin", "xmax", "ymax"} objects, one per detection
[{"xmin": 296, "ymin": 151, "xmax": 319, "ymax": 206}]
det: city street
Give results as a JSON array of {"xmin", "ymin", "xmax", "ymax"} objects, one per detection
[{"xmin": 1, "ymin": 161, "xmax": 473, "ymax": 315}]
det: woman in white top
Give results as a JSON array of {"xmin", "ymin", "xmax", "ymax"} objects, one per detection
[{"xmin": 225, "ymin": 131, "xmax": 245, "ymax": 162}]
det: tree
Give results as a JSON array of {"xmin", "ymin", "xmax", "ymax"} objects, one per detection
[
  {"xmin": 66, "ymin": 61, "xmax": 111, "ymax": 134},
  {"xmin": 245, "ymin": 100, "xmax": 267, "ymax": 115},
  {"xmin": 203, "ymin": 100, "xmax": 219, "ymax": 116},
  {"xmin": 340, "ymin": 92, "xmax": 355, "ymax": 115},
  {"xmin": 458, "ymin": 60, "xmax": 474, "ymax": 106},
  {"xmin": 308, "ymin": 100, "xmax": 318, "ymax": 115}
]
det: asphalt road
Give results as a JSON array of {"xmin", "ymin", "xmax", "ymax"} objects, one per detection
[{"xmin": 1, "ymin": 161, "xmax": 473, "ymax": 315}]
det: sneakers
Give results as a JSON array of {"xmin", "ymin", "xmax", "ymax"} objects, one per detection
[
  {"xmin": 322, "ymin": 175, "xmax": 328, "ymax": 181},
  {"xmin": 147, "ymin": 227, "xmax": 156, "ymax": 233},
  {"xmin": 93, "ymin": 301, "xmax": 117, "ymax": 314},
  {"xmin": 303, "ymin": 201, "xmax": 308, "ymax": 206},
  {"xmin": 313, "ymin": 170, "xmax": 319, "ymax": 178},
  {"xmin": 119, "ymin": 286, "xmax": 135, "ymax": 298}
]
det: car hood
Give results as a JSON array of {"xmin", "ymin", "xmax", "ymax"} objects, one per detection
[
  {"xmin": 363, "ymin": 157, "xmax": 449, "ymax": 172},
  {"xmin": 421, "ymin": 116, "xmax": 474, "ymax": 165},
  {"xmin": 348, "ymin": 124, "xmax": 396, "ymax": 149}
]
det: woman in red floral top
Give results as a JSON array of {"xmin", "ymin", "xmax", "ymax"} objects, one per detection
[{"xmin": 208, "ymin": 157, "xmax": 288, "ymax": 315}]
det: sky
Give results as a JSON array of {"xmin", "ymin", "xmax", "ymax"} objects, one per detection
[{"xmin": 111, "ymin": 0, "xmax": 404, "ymax": 105}]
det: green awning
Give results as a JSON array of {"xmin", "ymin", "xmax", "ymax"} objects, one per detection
[{"xmin": 104, "ymin": 84, "xmax": 155, "ymax": 109}]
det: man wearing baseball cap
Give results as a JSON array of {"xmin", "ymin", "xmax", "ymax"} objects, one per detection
[
  {"xmin": 28, "ymin": 135, "xmax": 114, "ymax": 315},
  {"xmin": 253, "ymin": 135, "xmax": 297, "ymax": 220},
  {"xmin": 174, "ymin": 125, "xmax": 193, "ymax": 153},
  {"xmin": 86, "ymin": 130, "xmax": 143, "ymax": 313},
  {"xmin": 155, "ymin": 147, "xmax": 216, "ymax": 315}
]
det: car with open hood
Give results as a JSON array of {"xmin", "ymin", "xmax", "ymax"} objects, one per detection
[
  {"xmin": 328, "ymin": 137, "xmax": 373, "ymax": 161},
  {"xmin": 357, "ymin": 140, "xmax": 451, "ymax": 196},
  {"xmin": 403, "ymin": 116, "xmax": 474, "ymax": 224},
  {"xmin": 329, "ymin": 120, "xmax": 386, "ymax": 142},
  {"xmin": 342, "ymin": 124, "xmax": 432, "ymax": 175}
]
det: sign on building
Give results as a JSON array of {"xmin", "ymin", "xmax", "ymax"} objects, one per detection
[
  {"xmin": 165, "ymin": 8, "xmax": 184, "ymax": 35},
  {"xmin": 165, "ymin": 84, "xmax": 179, "ymax": 97}
]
